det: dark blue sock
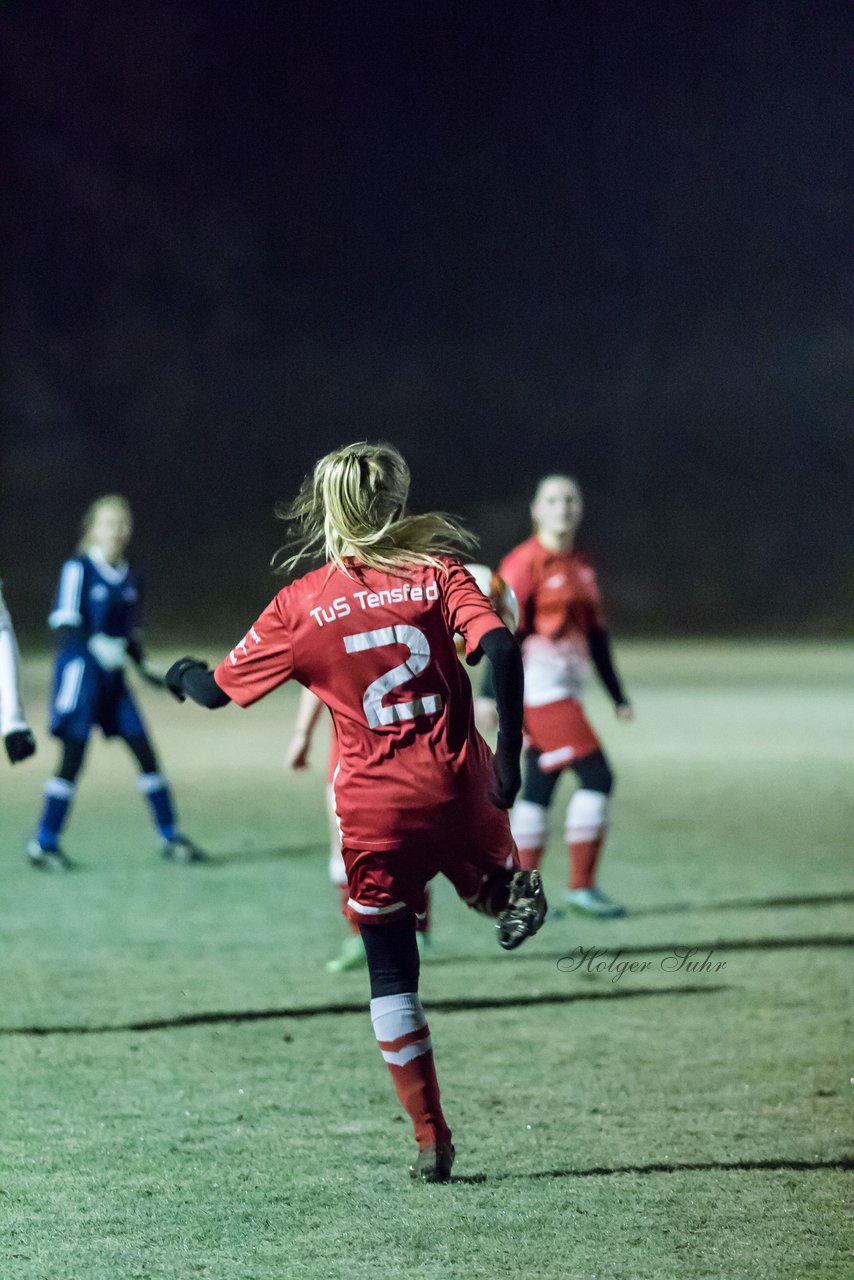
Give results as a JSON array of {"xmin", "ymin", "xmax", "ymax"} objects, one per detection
[
  {"xmin": 138, "ymin": 772, "xmax": 177, "ymax": 840},
  {"xmin": 36, "ymin": 778, "xmax": 76, "ymax": 849}
]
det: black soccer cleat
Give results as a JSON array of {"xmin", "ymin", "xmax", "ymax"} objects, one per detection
[
  {"xmin": 161, "ymin": 835, "xmax": 206, "ymax": 864},
  {"xmin": 409, "ymin": 1143, "xmax": 455, "ymax": 1183},
  {"xmin": 496, "ymin": 869, "xmax": 547, "ymax": 950},
  {"xmin": 27, "ymin": 840, "xmax": 74, "ymax": 872}
]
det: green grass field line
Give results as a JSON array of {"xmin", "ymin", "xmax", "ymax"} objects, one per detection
[
  {"xmin": 0, "ymin": 983, "xmax": 728, "ymax": 1037},
  {"xmin": 453, "ymin": 1155, "xmax": 854, "ymax": 1183}
]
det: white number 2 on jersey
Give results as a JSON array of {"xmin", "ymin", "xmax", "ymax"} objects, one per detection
[{"xmin": 343, "ymin": 625, "xmax": 443, "ymax": 728}]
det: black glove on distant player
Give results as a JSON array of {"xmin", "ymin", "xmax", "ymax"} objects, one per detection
[
  {"xmin": 136, "ymin": 661, "xmax": 168, "ymax": 690},
  {"xmin": 490, "ymin": 733, "xmax": 522, "ymax": 810},
  {"xmin": 165, "ymin": 657, "xmax": 209, "ymax": 703},
  {"xmin": 5, "ymin": 728, "xmax": 36, "ymax": 764},
  {"xmin": 124, "ymin": 639, "xmax": 162, "ymax": 688}
]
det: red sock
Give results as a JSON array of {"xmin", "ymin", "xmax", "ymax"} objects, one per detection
[
  {"xmin": 568, "ymin": 837, "xmax": 604, "ymax": 890},
  {"xmin": 517, "ymin": 846, "xmax": 544, "ymax": 871},
  {"xmin": 370, "ymin": 993, "xmax": 451, "ymax": 1149}
]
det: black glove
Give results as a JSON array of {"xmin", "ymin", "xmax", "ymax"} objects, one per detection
[
  {"xmin": 165, "ymin": 657, "xmax": 209, "ymax": 703},
  {"xmin": 5, "ymin": 728, "xmax": 36, "ymax": 764},
  {"xmin": 489, "ymin": 734, "xmax": 522, "ymax": 809}
]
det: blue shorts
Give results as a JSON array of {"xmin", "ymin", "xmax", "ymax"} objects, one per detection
[{"xmin": 49, "ymin": 650, "xmax": 147, "ymax": 742}]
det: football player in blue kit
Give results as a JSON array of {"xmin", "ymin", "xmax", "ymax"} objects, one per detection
[{"xmin": 28, "ymin": 495, "xmax": 203, "ymax": 870}]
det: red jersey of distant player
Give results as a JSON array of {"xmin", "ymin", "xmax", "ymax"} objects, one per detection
[
  {"xmin": 498, "ymin": 536, "xmax": 605, "ymax": 770},
  {"xmin": 214, "ymin": 558, "xmax": 508, "ymax": 852}
]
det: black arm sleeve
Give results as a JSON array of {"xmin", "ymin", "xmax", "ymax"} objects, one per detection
[
  {"xmin": 182, "ymin": 666, "xmax": 231, "ymax": 709},
  {"xmin": 479, "ymin": 656, "xmax": 496, "ymax": 700},
  {"xmin": 478, "ymin": 628, "xmax": 524, "ymax": 750},
  {"xmin": 587, "ymin": 626, "xmax": 628, "ymax": 706}
]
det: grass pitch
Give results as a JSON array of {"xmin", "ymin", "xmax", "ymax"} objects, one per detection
[{"xmin": 1, "ymin": 642, "xmax": 851, "ymax": 1279}]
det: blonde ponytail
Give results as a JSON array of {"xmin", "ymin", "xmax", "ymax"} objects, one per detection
[{"xmin": 273, "ymin": 442, "xmax": 476, "ymax": 576}]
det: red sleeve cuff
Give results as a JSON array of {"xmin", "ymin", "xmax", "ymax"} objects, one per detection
[
  {"xmin": 213, "ymin": 659, "xmax": 255, "ymax": 708},
  {"xmin": 464, "ymin": 614, "xmax": 505, "ymax": 659}
]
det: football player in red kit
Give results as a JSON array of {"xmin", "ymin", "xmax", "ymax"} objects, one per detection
[
  {"xmin": 478, "ymin": 475, "xmax": 632, "ymax": 917},
  {"xmin": 286, "ymin": 686, "xmax": 433, "ymax": 974},
  {"xmin": 165, "ymin": 442, "xmax": 546, "ymax": 1183}
]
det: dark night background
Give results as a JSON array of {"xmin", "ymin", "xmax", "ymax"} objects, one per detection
[{"xmin": 2, "ymin": 0, "xmax": 851, "ymax": 641}]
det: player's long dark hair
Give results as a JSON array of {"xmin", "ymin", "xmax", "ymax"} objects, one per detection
[{"xmin": 273, "ymin": 442, "xmax": 476, "ymax": 577}]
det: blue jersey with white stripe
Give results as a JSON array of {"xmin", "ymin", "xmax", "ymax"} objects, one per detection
[
  {"xmin": 47, "ymin": 550, "xmax": 147, "ymax": 741},
  {"xmin": 49, "ymin": 550, "xmax": 142, "ymax": 643}
]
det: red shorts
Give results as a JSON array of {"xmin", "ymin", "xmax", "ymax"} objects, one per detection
[
  {"xmin": 523, "ymin": 698, "xmax": 601, "ymax": 772},
  {"xmin": 342, "ymin": 802, "xmax": 518, "ymax": 927}
]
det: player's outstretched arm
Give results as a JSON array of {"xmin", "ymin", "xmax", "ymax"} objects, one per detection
[
  {"xmin": 126, "ymin": 635, "xmax": 167, "ymax": 689},
  {"xmin": 287, "ymin": 687, "xmax": 324, "ymax": 769},
  {"xmin": 478, "ymin": 627, "xmax": 524, "ymax": 809},
  {"xmin": 587, "ymin": 626, "xmax": 633, "ymax": 718},
  {"xmin": 165, "ymin": 658, "xmax": 231, "ymax": 709}
]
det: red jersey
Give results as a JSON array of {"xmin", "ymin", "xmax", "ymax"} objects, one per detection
[
  {"xmin": 214, "ymin": 558, "xmax": 504, "ymax": 850},
  {"xmin": 499, "ymin": 537, "xmax": 605, "ymax": 706}
]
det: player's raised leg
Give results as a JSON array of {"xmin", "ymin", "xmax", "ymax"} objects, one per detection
[
  {"xmin": 451, "ymin": 843, "xmax": 547, "ymax": 951},
  {"xmin": 443, "ymin": 773, "xmax": 547, "ymax": 952}
]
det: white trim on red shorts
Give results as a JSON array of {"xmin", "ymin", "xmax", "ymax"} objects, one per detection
[
  {"xmin": 538, "ymin": 745, "xmax": 576, "ymax": 769},
  {"xmin": 346, "ymin": 897, "xmax": 408, "ymax": 916}
]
